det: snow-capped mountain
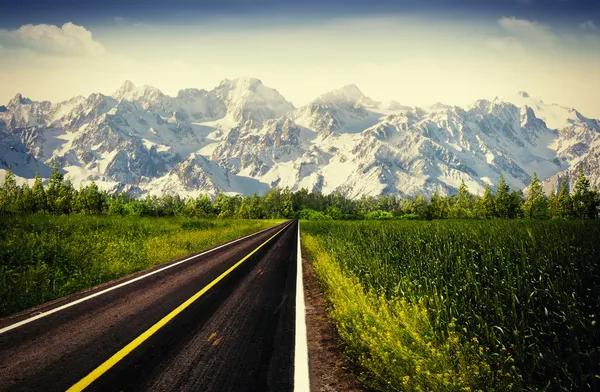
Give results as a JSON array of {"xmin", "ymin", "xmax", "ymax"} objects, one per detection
[{"xmin": 1, "ymin": 77, "xmax": 599, "ymax": 198}]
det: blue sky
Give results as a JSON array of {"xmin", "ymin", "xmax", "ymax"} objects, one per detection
[
  {"xmin": 1, "ymin": 0, "xmax": 599, "ymax": 27},
  {"xmin": 0, "ymin": 0, "xmax": 599, "ymax": 117}
]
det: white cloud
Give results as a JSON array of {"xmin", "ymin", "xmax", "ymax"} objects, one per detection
[
  {"xmin": 498, "ymin": 16, "xmax": 556, "ymax": 46},
  {"xmin": 580, "ymin": 20, "xmax": 597, "ymax": 31},
  {"xmin": 0, "ymin": 22, "xmax": 105, "ymax": 57}
]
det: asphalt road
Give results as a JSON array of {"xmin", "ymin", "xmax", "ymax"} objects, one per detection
[{"xmin": 0, "ymin": 220, "xmax": 301, "ymax": 392}]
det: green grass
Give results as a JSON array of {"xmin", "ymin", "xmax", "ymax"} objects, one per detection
[
  {"xmin": 301, "ymin": 220, "xmax": 600, "ymax": 391},
  {"xmin": 0, "ymin": 214, "xmax": 281, "ymax": 317}
]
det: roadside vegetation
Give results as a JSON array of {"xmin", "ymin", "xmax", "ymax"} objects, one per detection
[
  {"xmin": 1, "ymin": 164, "xmax": 598, "ymax": 220},
  {"xmin": 0, "ymin": 216, "xmax": 279, "ymax": 317},
  {"xmin": 302, "ymin": 220, "xmax": 599, "ymax": 391}
]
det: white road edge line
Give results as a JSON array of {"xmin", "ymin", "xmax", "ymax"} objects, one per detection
[
  {"xmin": 294, "ymin": 222, "xmax": 310, "ymax": 391},
  {"xmin": 0, "ymin": 222, "xmax": 285, "ymax": 336}
]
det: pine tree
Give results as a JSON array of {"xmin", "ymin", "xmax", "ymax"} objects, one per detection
[
  {"xmin": 17, "ymin": 183, "xmax": 34, "ymax": 213},
  {"xmin": 31, "ymin": 172, "xmax": 47, "ymax": 212},
  {"xmin": 46, "ymin": 161, "xmax": 64, "ymax": 213},
  {"xmin": 557, "ymin": 178, "xmax": 573, "ymax": 218},
  {"xmin": 427, "ymin": 190, "xmax": 447, "ymax": 219},
  {"xmin": 572, "ymin": 168, "xmax": 599, "ymax": 219},
  {"xmin": 73, "ymin": 185, "xmax": 86, "ymax": 213},
  {"xmin": 281, "ymin": 187, "xmax": 294, "ymax": 218},
  {"xmin": 509, "ymin": 190, "xmax": 525, "ymax": 218},
  {"xmin": 547, "ymin": 185, "xmax": 559, "ymax": 218},
  {"xmin": 495, "ymin": 174, "xmax": 511, "ymax": 218},
  {"xmin": 481, "ymin": 185, "xmax": 496, "ymax": 218},
  {"xmin": 0, "ymin": 167, "xmax": 18, "ymax": 213},
  {"xmin": 450, "ymin": 180, "xmax": 472, "ymax": 218},
  {"xmin": 84, "ymin": 180, "xmax": 106, "ymax": 214},
  {"xmin": 522, "ymin": 172, "xmax": 548, "ymax": 219}
]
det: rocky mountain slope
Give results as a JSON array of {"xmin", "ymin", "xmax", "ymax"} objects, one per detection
[{"xmin": 1, "ymin": 78, "xmax": 598, "ymax": 198}]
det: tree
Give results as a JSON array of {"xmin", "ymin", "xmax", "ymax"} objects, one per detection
[
  {"xmin": 214, "ymin": 192, "xmax": 235, "ymax": 218},
  {"xmin": 426, "ymin": 190, "xmax": 447, "ymax": 220},
  {"xmin": 495, "ymin": 174, "xmax": 511, "ymax": 218},
  {"xmin": 17, "ymin": 183, "xmax": 34, "ymax": 213},
  {"xmin": 522, "ymin": 172, "xmax": 548, "ymax": 219},
  {"xmin": 0, "ymin": 167, "xmax": 18, "ymax": 213},
  {"xmin": 572, "ymin": 168, "xmax": 599, "ymax": 219},
  {"xmin": 281, "ymin": 187, "xmax": 294, "ymax": 218},
  {"xmin": 83, "ymin": 180, "xmax": 107, "ymax": 214},
  {"xmin": 46, "ymin": 161, "xmax": 64, "ymax": 213},
  {"xmin": 557, "ymin": 178, "xmax": 573, "ymax": 218},
  {"xmin": 248, "ymin": 193, "xmax": 266, "ymax": 219},
  {"xmin": 547, "ymin": 185, "xmax": 559, "ymax": 218},
  {"xmin": 481, "ymin": 185, "xmax": 496, "ymax": 218},
  {"xmin": 236, "ymin": 196, "xmax": 251, "ymax": 219},
  {"xmin": 450, "ymin": 180, "xmax": 473, "ymax": 218},
  {"xmin": 31, "ymin": 172, "xmax": 47, "ymax": 212}
]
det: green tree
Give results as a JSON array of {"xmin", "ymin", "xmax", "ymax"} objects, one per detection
[
  {"xmin": 281, "ymin": 187, "xmax": 294, "ymax": 218},
  {"xmin": 426, "ymin": 190, "xmax": 448, "ymax": 219},
  {"xmin": 0, "ymin": 167, "xmax": 19, "ymax": 213},
  {"xmin": 248, "ymin": 193, "xmax": 266, "ymax": 219},
  {"xmin": 509, "ymin": 190, "xmax": 525, "ymax": 218},
  {"xmin": 450, "ymin": 180, "xmax": 473, "ymax": 218},
  {"xmin": 46, "ymin": 161, "xmax": 64, "ymax": 213},
  {"xmin": 236, "ymin": 196, "xmax": 251, "ymax": 219},
  {"xmin": 263, "ymin": 188, "xmax": 283, "ymax": 218},
  {"xmin": 83, "ymin": 180, "xmax": 107, "ymax": 214},
  {"xmin": 547, "ymin": 185, "xmax": 559, "ymax": 218},
  {"xmin": 557, "ymin": 178, "xmax": 573, "ymax": 218},
  {"xmin": 31, "ymin": 172, "xmax": 47, "ymax": 212},
  {"xmin": 481, "ymin": 185, "xmax": 496, "ymax": 218},
  {"xmin": 522, "ymin": 172, "xmax": 548, "ymax": 219},
  {"xmin": 572, "ymin": 168, "xmax": 599, "ymax": 219},
  {"xmin": 495, "ymin": 174, "xmax": 511, "ymax": 218},
  {"xmin": 17, "ymin": 183, "xmax": 34, "ymax": 213},
  {"xmin": 214, "ymin": 192, "xmax": 235, "ymax": 218}
]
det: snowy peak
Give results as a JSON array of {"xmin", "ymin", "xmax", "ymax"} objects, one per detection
[
  {"xmin": 428, "ymin": 102, "xmax": 453, "ymax": 112},
  {"xmin": 112, "ymin": 81, "xmax": 164, "ymax": 104},
  {"xmin": 214, "ymin": 77, "xmax": 295, "ymax": 124},
  {"xmin": 113, "ymin": 80, "xmax": 136, "ymax": 98},
  {"xmin": 8, "ymin": 93, "xmax": 33, "ymax": 108},
  {"xmin": 316, "ymin": 84, "xmax": 376, "ymax": 106}
]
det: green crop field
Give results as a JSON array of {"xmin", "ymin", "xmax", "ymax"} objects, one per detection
[
  {"xmin": 0, "ymin": 215, "xmax": 281, "ymax": 317},
  {"xmin": 301, "ymin": 220, "xmax": 600, "ymax": 391}
]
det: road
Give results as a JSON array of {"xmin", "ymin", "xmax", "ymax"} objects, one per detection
[{"xmin": 0, "ymin": 220, "xmax": 307, "ymax": 392}]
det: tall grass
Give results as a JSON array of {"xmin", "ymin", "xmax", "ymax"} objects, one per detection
[
  {"xmin": 302, "ymin": 220, "xmax": 600, "ymax": 391},
  {"xmin": 0, "ymin": 215, "xmax": 280, "ymax": 317}
]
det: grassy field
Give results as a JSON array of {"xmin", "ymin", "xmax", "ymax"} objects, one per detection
[
  {"xmin": 301, "ymin": 220, "xmax": 600, "ymax": 391},
  {"xmin": 0, "ymin": 215, "xmax": 281, "ymax": 317}
]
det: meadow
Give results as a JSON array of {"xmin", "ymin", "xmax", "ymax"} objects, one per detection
[
  {"xmin": 0, "ymin": 215, "xmax": 280, "ymax": 317},
  {"xmin": 301, "ymin": 220, "xmax": 599, "ymax": 391}
]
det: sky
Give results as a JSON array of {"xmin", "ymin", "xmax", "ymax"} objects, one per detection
[{"xmin": 0, "ymin": 0, "xmax": 599, "ymax": 117}]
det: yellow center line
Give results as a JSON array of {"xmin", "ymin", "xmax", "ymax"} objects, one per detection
[{"xmin": 67, "ymin": 222, "xmax": 292, "ymax": 392}]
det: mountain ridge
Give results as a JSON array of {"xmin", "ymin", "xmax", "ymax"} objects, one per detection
[{"xmin": 1, "ymin": 77, "xmax": 599, "ymax": 199}]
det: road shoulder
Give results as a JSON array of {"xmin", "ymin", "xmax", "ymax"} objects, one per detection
[{"xmin": 302, "ymin": 256, "xmax": 362, "ymax": 392}]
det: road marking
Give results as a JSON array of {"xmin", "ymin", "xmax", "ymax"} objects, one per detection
[
  {"xmin": 294, "ymin": 222, "xmax": 310, "ymax": 391},
  {"xmin": 0, "ymin": 222, "xmax": 286, "ymax": 336},
  {"xmin": 66, "ymin": 222, "xmax": 292, "ymax": 392}
]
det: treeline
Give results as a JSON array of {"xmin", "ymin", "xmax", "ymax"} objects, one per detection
[{"xmin": 1, "ymin": 164, "xmax": 599, "ymax": 220}]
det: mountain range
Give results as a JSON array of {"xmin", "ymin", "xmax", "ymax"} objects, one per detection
[{"xmin": 1, "ymin": 77, "xmax": 599, "ymax": 198}]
